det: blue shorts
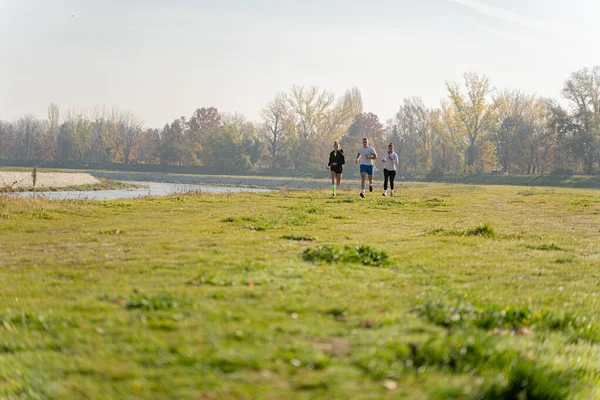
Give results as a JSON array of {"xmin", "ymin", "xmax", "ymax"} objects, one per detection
[{"xmin": 360, "ymin": 164, "xmax": 374, "ymax": 175}]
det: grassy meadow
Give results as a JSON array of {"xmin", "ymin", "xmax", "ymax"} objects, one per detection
[{"xmin": 1, "ymin": 183, "xmax": 600, "ymax": 399}]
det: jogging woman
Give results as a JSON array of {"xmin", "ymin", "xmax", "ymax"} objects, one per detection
[
  {"xmin": 381, "ymin": 143, "xmax": 399, "ymax": 196},
  {"xmin": 328, "ymin": 141, "xmax": 345, "ymax": 197}
]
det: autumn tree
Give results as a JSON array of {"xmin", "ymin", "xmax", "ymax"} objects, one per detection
[
  {"xmin": 158, "ymin": 117, "xmax": 187, "ymax": 165},
  {"xmin": 187, "ymin": 107, "xmax": 221, "ymax": 164},
  {"xmin": 222, "ymin": 112, "xmax": 263, "ymax": 166},
  {"xmin": 202, "ymin": 123, "xmax": 262, "ymax": 171},
  {"xmin": 493, "ymin": 90, "xmax": 533, "ymax": 172},
  {"xmin": 446, "ymin": 73, "xmax": 500, "ymax": 168},
  {"xmin": 36, "ymin": 103, "xmax": 60, "ymax": 160},
  {"xmin": 134, "ymin": 128, "xmax": 159, "ymax": 164},
  {"xmin": 343, "ymin": 112, "xmax": 385, "ymax": 155},
  {"xmin": 562, "ymin": 66, "xmax": 600, "ymax": 174},
  {"xmin": 428, "ymin": 108, "xmax": 460, "ymax": 172},
  {"xmin": 283, "ymin": 86, "xmax": 362, "ymax": 169}
]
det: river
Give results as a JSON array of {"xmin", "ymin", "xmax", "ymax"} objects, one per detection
[{"xmin": 14, "ymin": 181, "xmax": 271, "ymax": 200}]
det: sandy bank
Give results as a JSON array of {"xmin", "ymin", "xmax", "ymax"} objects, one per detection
[{"xmin": 0, "ymin": 171, "xmax": 100, "ymax": 189}]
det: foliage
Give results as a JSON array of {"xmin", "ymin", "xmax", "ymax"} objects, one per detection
[{"xmin": 2, "ymin": 66, "xmax": 600, "ymax": 176}]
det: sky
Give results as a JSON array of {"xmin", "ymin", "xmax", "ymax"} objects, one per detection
[{"xmin": 1, "ymin": 0, "xmax": 599, "ymax": 128}]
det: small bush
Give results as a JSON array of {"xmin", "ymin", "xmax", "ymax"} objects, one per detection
[
  {"xmin": 425, "ymin": 167, "xmax": 444, "ymax": 181},
  {"xmin": 430, "ymin": 223, "xmax": 496, "ymax": 238},
  {"xmin": 551, "ymin": 167, "xmax": 574, "ymax": 176},
  {"xmin": 282, "ymin": 235, "xmax": 316, "ymax": 241},
  {"xmin": 376, "ymin": 199, "xmax": 404, "ymax": 207},
  {"xmin": 125, "ymin": 294, "xmax": 182, "ymax": 311},
  {"xmin": 327, "ymin": 198, "xmax": 358, "ymax": 204},
  {"xmin": 482, "ymin": 359, "xmax": 572, "ymax": 400},
  {"xmin": 525, "ymin": 243, "xmax": 563, "ymax": 251},
  {"xmin": 414, "ymin": 298, "xmax": 600, "ymax": 343},
  {"xmin": 235, "ymin": 211, "xmax": 314, "ymax": 231},
  {"xmin": 465, "ymin": 223, "xmax": 495, "ymax": 237},
  {"xmin": 302, "ymin": 245, "xmax": 389, "ymax": 267},
  {"xmin": 518, "ymin": 189, "xmax": 536, "ymax": 196},
  {"xmin": 414, "ymin": 300, "xmax": 532, "ymax": 331}
]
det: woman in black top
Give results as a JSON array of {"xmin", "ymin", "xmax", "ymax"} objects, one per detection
[{"xmin": 328, "ymin": 141, "xmax": 345, "ymax": 197}]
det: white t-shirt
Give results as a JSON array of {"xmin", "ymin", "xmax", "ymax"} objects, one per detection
[
  {"xmin": 382, "ymin": 151, "xmax": 399, "ymax": 171},
  {"xmin": 358, "ymin": 146, "xmax": 377, "ymax": 165}
]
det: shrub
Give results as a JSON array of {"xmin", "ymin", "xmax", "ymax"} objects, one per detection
[
  {"xmin": 465, "ymin": 222, "xmax": 496, "ymax": 238},
  {"xmin": 482, "ymin": 359, "xmax": 572, "ymax": 400},
  {"xmin": 430, "ymin": 223, "xmax": 496, "ymax": 238},
  {"xmin": 425, "ymin": 167, "xmax": 444, "ymax": 181},
  {"xmin": 551, "ymin": 167, "xmax": 574, "ymax": 176},
  {"xmin": 125, "ymin": 294, "xmax": 183, "ymax": 311},
  {"xmin": 302, "ymin": 245, "xmax": 389, "ymax": 267},
  {"xmin": 282, "ymin": 235, "xmax": 316, "ymax": 241}
]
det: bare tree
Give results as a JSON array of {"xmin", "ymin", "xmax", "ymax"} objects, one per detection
[
  {"xmin": 262, "ymin": 93, "xmax": 292, "ymax": 167},
  {"xmin": 15, "ymin": 115, "xmax": 41, "ymax": 160},
  {"xmin": 403, "ymin": 97, "xmax": 431, "ymax": 171},
  {"xmin": 117, "ymin": 110, "xmax": 144, "ymax": 164},
  {"xmin": 284, "ymin": 85, "xmax": 362, "ymax": 168}
]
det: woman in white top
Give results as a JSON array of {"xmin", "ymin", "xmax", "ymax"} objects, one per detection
[{"xmin": 381, "ymin": 143, "xmax": 399, "ymax": 197}]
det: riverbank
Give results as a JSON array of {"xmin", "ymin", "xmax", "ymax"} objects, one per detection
[
  {"xmin": 86, "ymin": 171, "xmax": 422, "ymax": 191},
  {"xmin": 2, "ymin": 161, "xmax": 600, "ymax": 189},
  {"xmin": 0, "ymin": 172, "xmax": 141, "ymax": 193},
  {"xmin": 0, "ymin": 171, "xmax": 100, "ymax": 189},
  {"xmin": 89, "ymin": 171, "xmax": 337, "ymax": 190}
]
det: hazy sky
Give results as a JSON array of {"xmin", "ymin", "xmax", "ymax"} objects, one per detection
[{"xmin": 1, "ymin": 0, "xmax": 599, "ymax": 128}]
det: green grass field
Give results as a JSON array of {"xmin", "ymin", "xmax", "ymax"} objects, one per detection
[{"xmin": 1, "ymin": 183, "xmax": 600, "ymax": 399}]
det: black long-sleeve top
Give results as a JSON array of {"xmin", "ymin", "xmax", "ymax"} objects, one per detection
[{"xmin": 328, "ymin": 149, "xmax": 345, "ymax": 172}]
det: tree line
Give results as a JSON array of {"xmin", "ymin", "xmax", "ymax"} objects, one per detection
[{"xmin": 1, "ymin": 66, "xmax": 599, "ymax": 175}]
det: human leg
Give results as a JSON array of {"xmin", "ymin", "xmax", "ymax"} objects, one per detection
[
  {"xmin": 360, "ymin": 172, "xmax": 366, "ymax": 193},
  {"xmin": 383, "ymin": 169, "xmax": 389, "ymax": 193},
  {"xmin": 389, "ymin": 170, "xmax": 396, "ymax": 196},
  {"xmin": 330, "ymin": 170, "xmax": 336, "ymax": 196}
]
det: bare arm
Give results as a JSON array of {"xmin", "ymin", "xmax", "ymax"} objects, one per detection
[{"xmin": 356, "ymin": 152, "xmax": 361, "ymax": 164}]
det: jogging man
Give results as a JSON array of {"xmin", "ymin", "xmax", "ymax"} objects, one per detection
[{"xmin": 355, "ymin": 137, "xmax": 377, "ymax": 198}]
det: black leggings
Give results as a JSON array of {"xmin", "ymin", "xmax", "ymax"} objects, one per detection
[{"xmin": 384, "ymin": 169, "xmax": 396, "ymax": 190}]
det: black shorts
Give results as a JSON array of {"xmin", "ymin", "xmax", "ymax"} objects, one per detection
[{"xmin": 331, "ymin": 167, "xmax": 343, "ymax": 174}]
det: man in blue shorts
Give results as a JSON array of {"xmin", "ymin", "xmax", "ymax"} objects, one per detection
[{"xmin": 355, "ymin": 137, "xmax": 377, "ymax": 198}]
